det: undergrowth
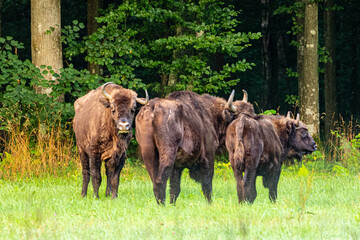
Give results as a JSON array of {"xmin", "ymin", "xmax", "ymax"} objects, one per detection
[
  {"xmin": 1, "ymin": 114, "xmax": 359, "ymax": 181},
  {"xmin": 0, "ymin": 118, "xmax": 79, "ymax": 180}
]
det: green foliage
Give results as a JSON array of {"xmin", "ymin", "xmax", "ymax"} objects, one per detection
[
  {"xmin": 260, "ymin": 109, "xmax": 276, "ymax": 115},
  {"xmin": 331, "ymin": 164, "xmax": 350, "ymax": 176},
  {"xmin": 285, "ymin": 94, "xmax": 299, "ymax": 112},
  {"xmin": 274, "ymin": 1, "xmax": 305, "ymax": 36},
  {"xmin": 0, "ymin": 37, "xmax": 49, "ymax": 129},
  {"xmin": 214, "ymin": 161, "xmax": 232, "ymax": 180},
  {"xmin": 285, "ymin": 94, "xmax": 298, "ymax": 106},
  {"xmin": 62, "ymin": 0, "xmax": 261, "ymax": 95},
  {"xmin": 0, "ymin": 36, "xmax": 103, "ymax": 130},
  {"xmin": 61, "ymin": 20, "xmax": 85, "ymax": 61},
  {"xmin": 331, "ymin": 131, "xmax": 360, "ymax": 174}
]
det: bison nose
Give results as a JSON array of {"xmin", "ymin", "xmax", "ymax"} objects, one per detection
[
  {"xmin": 118, "ymin": 119, "xmax": 130, "ymax": 131},
  {"xmin": 313, "ymin": 142, "xmax": 317, "ymax": 151}
]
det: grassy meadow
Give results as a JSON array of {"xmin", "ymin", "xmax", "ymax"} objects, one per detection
[
  {"xmin": 0, "ymin": 122, "xmax": 359, "ymax": 239},
  {"xmin": 0, "ymin": 163, "xmax": 359, "ymax": 240}
]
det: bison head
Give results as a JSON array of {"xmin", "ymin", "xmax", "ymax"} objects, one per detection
[
  {"xmin": 232, "ymin": 90, "xmax": 255, "ymax": 117},
  {"xmin": 286, "ymin": 113, "xmax": 317, "ymax": 160},
  {"xmin": 100, "ymin": 82, "xmax": 149, "ymax": 136}
]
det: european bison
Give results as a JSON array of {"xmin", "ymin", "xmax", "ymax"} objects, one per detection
[
  {"xmin": 225, "ymin": 112, "xmax": 317, "ymax": 203},
  {"xmin": 135, "ymin": 90, "xmax": 252, "ymax": 204},
  {"xmin": 73, "ymin": 82, "xmax": 148, "ymax": 198}
]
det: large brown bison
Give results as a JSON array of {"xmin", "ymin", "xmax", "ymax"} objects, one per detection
[
  {"xmin": 135, "ymin": 90, "xmax": 253, "ymax": 204},
  {"xmin": 73, "ymin": 82, "xmax": 148, "ymax": 198},
  {"xmin": 225, "ymin": 112, "xmax": 317, "ymax": 203}
]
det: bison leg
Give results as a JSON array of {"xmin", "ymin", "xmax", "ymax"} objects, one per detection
[
  {"xmin": 231, "ymin": 161, "xmax": 245, "ymax": 203},
  {"xmin": 243, "ymin": 167, "xmax": 257, "ymax": 204},
  {"xmin": 89, "ymin": 155, "xmax": 102, "ymax": 198},
  {"xmin": 169, "ymin": 167, "xmax": 184, "ymax": 205},
  {"xmin": 153, "ymin": 148, "xmax": 177, "ymax": 205},
  {"xmin": 105, "ymin": 153, "xmax": 126, "ymax": 199},
  {"xmin": 80, "ymin": 150, "xmax": 90, "ymax": 197},
  {"xmin": 201, "ymin": 173, "xmax": 213, "ymax": 203},
  {"xmin": 188, "ymin": 162, "xmax": 214, "ymax": 203},
  {"xmin": 201, "ymin": 153, "xmax": 215, "ymax": 203},
  {"xmin": 263, "ymin": 166, "xmax": 281, "ymax": 202},
  {"xmin": 105, "ymin": 166, "xmax": 112, "ymax": 197}
]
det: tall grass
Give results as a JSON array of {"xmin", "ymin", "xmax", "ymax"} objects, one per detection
[
  {"xmin": 324, "ymin": 116, "xmax": 360, "ymax": 172},
  {"xmin": 0, "ymin": 118, "xmax": 79, "ymax": 180}
]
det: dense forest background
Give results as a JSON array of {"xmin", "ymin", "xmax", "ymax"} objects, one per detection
[{"xmin": 0, "ymin": 0, "xmax": 359, "ymax": 141}]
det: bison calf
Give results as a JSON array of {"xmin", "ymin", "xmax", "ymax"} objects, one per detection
[
  {"xmin": 225, "ymin": 113, "xmax": 317, "ymax": 203},
  {"xmin": 73, "ymin": 82, "xmax": 148, "ymax": 198}
]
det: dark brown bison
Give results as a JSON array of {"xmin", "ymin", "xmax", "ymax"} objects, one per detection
[
  {"xmin": 73, "ymin": 82, "xmax": 148, "ymax": 198},
  {"xmin": 225, "ymin": 112, "xmax": 317, "ymax": 203},
  {"xmin": 135, "ymin": 90, "xmax": 253, "ymax": 204}
]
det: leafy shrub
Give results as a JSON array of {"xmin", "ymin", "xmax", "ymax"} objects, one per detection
[{"xmin": 0, "ymin": 36, "xmax": 105, "ymax": 132}]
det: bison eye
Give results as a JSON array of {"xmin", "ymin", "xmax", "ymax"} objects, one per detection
[
  {"xmin": 301, "ymin": 130, "xmax": 307, "ymax": 137},
  {"xmin": 110, "ymin": 104, "xmax": 115, "ymax": 112}
]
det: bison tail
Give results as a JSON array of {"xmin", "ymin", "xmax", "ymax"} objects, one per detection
[{"xmin": 234, "ymin": 117, "xmax": 246, "ymax": 172}]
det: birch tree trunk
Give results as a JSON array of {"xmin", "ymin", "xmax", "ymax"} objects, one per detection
[
  {"xmin": 324, "ymin": 0, "xmax": 337, "ymax": 140},
  {"xmin": 299, "ymin": 0, "xmax": 319, "ymax": 136},
  {"xmin": 31, "ymin": 0, "xmax": 63, "ymax": 98}
]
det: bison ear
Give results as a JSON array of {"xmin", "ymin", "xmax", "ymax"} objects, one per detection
[
  {"xmin": 99, "ymin": 96, "xmax": 110, "ymax": 108},
  {"xmin": 286, "ymin": 121, "xmax": 295, "ymax": 134},
  {"xmin": 222, "ymin": 109, "xmax": 233, "ymax": 123}
]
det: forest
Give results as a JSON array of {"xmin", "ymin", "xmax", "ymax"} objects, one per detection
[{"xmin": 1, "ymin": 0, "xmax": 360, "ymax": 134}]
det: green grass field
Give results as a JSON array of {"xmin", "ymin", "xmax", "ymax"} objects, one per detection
[{"xmin": 0, "ymin": 164, "xmax": 359, "ymax": 240}]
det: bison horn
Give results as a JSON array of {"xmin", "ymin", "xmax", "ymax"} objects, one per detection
[
  {"xmin": 101, "ymin": 82, "xmax": 113, "ymax": 100},
  {"xmin": 226, "ymin": 90, "xmax": 237, "ymax": 113},
  {"xmin": 136, "ymin": 89, "xmax": 149, "ymax": 105},
  {"xmin": 242, "ymin": 89, "xmax": 248, "ymax": 103},
  {"xmin": 295, "ymin": 113, "xmax": 300, "ymax": 126},
  {"xmin": 286, "ymin": 111, "xmax": 291, "ymax": 119}
]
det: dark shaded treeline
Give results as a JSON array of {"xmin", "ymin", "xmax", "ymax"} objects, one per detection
[{"xmin": 1, "ymin": 0, "xmax": 359, "ymax": 130}]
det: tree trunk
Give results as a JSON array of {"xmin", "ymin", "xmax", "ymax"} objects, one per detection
[
  {"xmin": 297, "ymin": 0, "xmax": 305, "ymax": 115},
  {"xmin": 261, "ymin": 0, "xmax": 270, "ymax": 108},
  {"xmin": 299, "ymin": 0, "xmax": 319, "ymax": 136},
  {"xmin": 87, "ymin": 0, "xmax": 103, "ymax": 75},
  {"xmin": 161, "ymin": 73, "xmax": 168, "ymax": 97},
  {"xmin": 324, "ymin": 0, "xmax": 337, "ymax": 140},
  {"xmin": 0, "ymin": 0, "xmax": 2, "ymax": 38},
  {"xmin": 31, "ymin": 0, "xmax": 63, "ymax": 98}
]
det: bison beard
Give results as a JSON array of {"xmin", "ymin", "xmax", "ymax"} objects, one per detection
[
  {"xmin": 225, "ymin": 113, "xmax": 317, "ymax": 203},
  {"xmin": 73, "ymin": 83, "xmax": 148, "ymax": 198},
  {"xmin": 135, "ymin": 91, "xmax": 252, "ymax": 205}
]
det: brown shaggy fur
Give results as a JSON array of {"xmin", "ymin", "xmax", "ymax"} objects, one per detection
[
  {"xmin": 135, "ymin": 91, "xmax": 254, "ymax": 204},
  {"xmin": 225, "ymin": 113, "xmax": 317, "ymax": 203},
  {"xmin": 73, "ymin": 83, "xmax": 139, "ymax": 199}
]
